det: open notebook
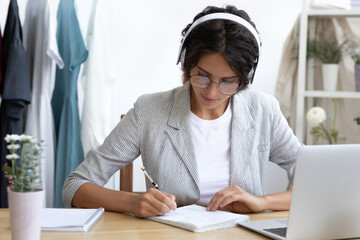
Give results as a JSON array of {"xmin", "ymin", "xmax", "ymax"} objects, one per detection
[{"xmin": 148, "ymin": 204, "xmax": 249, "ymax": 232}]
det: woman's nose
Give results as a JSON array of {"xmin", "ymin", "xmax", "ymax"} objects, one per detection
[{"xmin": 206, "ymin": 81, "xmax": 219, "ymax": 97}]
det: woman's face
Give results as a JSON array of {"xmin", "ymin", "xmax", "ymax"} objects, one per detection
[{"xmin": 189, "ymin": 53, "xmax": 239, "ymax": 119}]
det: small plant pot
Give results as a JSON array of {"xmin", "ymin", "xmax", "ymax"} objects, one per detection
[
  {"xmin": 322, "ymin": 64, "xmax": 339, "ymax": 91},
  {"xmin": 355, "ymin": 64, "xmax": 360, "ymax": 92},
  {"xmin": 8, "ymin": 190, "xmax": 44, "ymax": 240}
]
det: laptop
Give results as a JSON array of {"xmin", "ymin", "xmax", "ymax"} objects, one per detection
[{"xmin": 238, "ymin": 144, "xmax": 360, "ymax": 240}]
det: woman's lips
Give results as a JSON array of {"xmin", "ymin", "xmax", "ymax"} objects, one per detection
[{"xmin": 202, "ymin": 95, "xmax": 217, "ymax": 104}]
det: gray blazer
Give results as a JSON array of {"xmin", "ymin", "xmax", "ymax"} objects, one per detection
[{"xmin": 63, "ymin": 82, "xmax": 301, "ymax": 207}]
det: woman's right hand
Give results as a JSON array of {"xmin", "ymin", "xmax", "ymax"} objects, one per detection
[{"xmin": 131, "ymin": 188, "xmax": 177, "ymax": 218}]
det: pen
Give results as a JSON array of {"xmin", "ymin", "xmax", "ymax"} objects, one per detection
[{"xmin": 141, "ymin": 167, "xmax": 163, "ymax": 192}]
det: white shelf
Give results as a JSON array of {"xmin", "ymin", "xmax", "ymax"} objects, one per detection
[
  {"xmin": 307, "ymin": 9, "xmax": 360, "ymax": 17},
  {"xmin": 304, "ymin": 91, "xmax": 360, "ymax": 99},
  {"xmin": 295, "ymin": 0, "xmax": 360, "ymax": 143}
]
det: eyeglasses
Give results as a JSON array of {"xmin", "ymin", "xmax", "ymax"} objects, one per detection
[{"xmin": 189, "ymin": 74, "xmax": 240, "ymax": 95}]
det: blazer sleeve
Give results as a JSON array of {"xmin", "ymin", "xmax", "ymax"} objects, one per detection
[
  {"xmin": 269, "ymin": 97, "xmax": 302, "ymax": 185},
  {"xmin": 62, "ymin": 96, "xmax": 144, "ymax": 207}
]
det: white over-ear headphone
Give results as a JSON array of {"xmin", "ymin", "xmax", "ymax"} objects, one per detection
[{"xmin": 176, "ymin": 12, "xmax": 261, "ymax": 82}]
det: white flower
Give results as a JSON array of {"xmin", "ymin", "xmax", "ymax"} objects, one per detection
[
  {"xmin": 19, "ymin": 134, "xmax": 34, "ymax": 143},
  {"xmin": 7, "ymin": 144, "xmax": 20, "ymax": 151},
  {"xmin": 6, "ymin": 153, "xmax": 19, "ymax": 160},
  {"xmin": 3, "ymin": 134, "xmax": 44, "ymax": 192},
  {"xmin": 307, "ymin": 107, "xmax": 327, "ymax": 127},
  {"xmin": 4, "ymin": 134, "xmax": 20, "ymax": 143}
]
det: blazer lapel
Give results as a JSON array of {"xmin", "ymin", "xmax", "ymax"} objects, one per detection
[
  {"xmin": 230, "ymin": 91, "xmax": 256, "ymax": 191},
  {"xmin": 166, "ymin": 82, "xmax": 200, "ymax": 189}
]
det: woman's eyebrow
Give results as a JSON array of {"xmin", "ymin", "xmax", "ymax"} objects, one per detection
[
  {"xmin": 196, "ymin": 66, "xmax": 238, "ymax": 79},
  {"xmin": 196, "ymin": 66, "xmax": 211, "ymax": 75}
]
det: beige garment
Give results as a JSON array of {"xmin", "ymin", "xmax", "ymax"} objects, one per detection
[{"xmin": 275, "ymin": 13, "xmax": 360, "ymax": 144}]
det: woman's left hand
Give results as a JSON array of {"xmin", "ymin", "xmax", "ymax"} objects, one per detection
[{"xmin": 207, "ymin": 185, "xmax": 264, "ymax": 213}]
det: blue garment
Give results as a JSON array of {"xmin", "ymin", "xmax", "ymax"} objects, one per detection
[{"xmin": 51, "ymin": 0, "xmax": 88, "ymax": 207}]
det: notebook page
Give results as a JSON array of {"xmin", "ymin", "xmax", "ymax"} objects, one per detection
[
  {"xmin": 149, "ymin": 204, "xmax": 249, "ymax": 232},
  {"xmin": 41, "ymin": 208, "xmax": 104, "ymax": 231}
]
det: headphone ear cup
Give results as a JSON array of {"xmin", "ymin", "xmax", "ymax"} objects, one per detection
[
  {"xmin": 248, "ymin": 58, "xmax": 258, "ymax": 83},
  {"xmin": 247, "ymin": 68, "xmax": 254, "ymax": 81},
  {"xmin": 179, "ymin": 48, "xmax": 186, "ymax": 66}
]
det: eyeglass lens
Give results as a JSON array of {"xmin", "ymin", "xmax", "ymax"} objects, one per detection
[{"xmin": 190, "ymin": 75, "xmax": 239, "ymax": 95}]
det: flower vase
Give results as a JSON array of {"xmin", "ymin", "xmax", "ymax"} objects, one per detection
[
  {"xmin": 355, "ymin": 64, "xmax": 360, "ymax": 92},
  {"xmin": 8, "ymin": 190, "xmax": 44, "ymax": 240},
  {"xmin": 322, "ymin": 64, "xmax": 339, "ymax": 91}
]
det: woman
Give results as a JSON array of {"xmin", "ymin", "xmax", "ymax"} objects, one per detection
[{"xmin": 63, "ymin": 5, "xmax": 301, "ymax": 218}]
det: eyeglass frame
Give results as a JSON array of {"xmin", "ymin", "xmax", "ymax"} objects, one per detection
[{"xmin": 189, "ymin": 74, "xmax": 242, "ymax": 96}]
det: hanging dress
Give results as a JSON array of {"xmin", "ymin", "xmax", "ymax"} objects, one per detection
[
  {"xmin": 80, "ymin": 0, "xmax": 121, "ymax": 156},
  {"xmin": 51, "ymin": 0, "xmax": 88, "ymax": 207},
  {"xmin": 0, "ymin": 26, "xmax": 3, "ymax": 92},
  {"xmin": 23, "ymin": 0, "xmax": 64, "ymax": 207},
  {"xmin": 0, "ymin": 0, "xmax": 31, "ymax": 208}
]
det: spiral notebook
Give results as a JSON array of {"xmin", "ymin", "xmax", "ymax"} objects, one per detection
[
  {"xmin": 148, "ymin": 204, "xmax": 249, "ymax": 232},
  {"xmin": 41, "ymin": 207, "xmax": 104, "ymax": 232}
]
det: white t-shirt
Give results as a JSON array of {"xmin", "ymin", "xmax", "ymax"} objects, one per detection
[{"xmin": 190, "ymin": 104, "xmax": 232, "ymax": 206}]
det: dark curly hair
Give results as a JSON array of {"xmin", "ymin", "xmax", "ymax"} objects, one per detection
[{"xmin": 180, "ymin": 5, "xmax": 260, "ymax": 90}]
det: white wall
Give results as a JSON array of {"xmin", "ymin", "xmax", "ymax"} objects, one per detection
[{"xmin": 0, "ymin": 0, "xmax": 302, "ymax": 194}]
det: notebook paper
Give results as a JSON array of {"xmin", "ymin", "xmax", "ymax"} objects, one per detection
[
  {"xmin": 148, "ymin": 204, "xmax": 249, "ymax": 232},
  {"xmin": 41, "ymin": 208, "xmax": 104, "ymax": 231}
]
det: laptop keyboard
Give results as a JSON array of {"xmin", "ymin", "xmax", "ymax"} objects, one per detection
[{"xmin": 264, "ymin": 227, "xmax": 287, "ymax": 237}]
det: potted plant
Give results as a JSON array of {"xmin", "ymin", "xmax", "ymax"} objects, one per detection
[
  {"xmin": 351, "ymin": 52, "xmax": 360, "ymax": 65},
  {"xmin": 344, "ymin": 40, "xmax": 360, "ymax": 91},
  {"xmin": 355, "ymin": 117, "xmax": 360, "ymax": 126},
  {"xmin": 306, "ymin": 99, "xmax": 342, "ymax": 144},
  {"xmin": 351, "ymin": 50, "xmax": 360, "ymax": 92},
  {"xmin": 307, "ymin": 36, "xmax": 346, "ymax": 91},
  {"xmin": 2, "ymin": 134, "xmax": 44, "ymax": 240}
]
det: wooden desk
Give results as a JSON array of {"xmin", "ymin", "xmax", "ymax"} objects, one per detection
[{"xmin": 0, "ymin": 209, "xmax": 288, "ymax": 240}]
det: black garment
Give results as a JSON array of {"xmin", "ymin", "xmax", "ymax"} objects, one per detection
[
  {"xmin": 0, "ymin": 26, "xmax": 3, "ymax": 91},
  {"xmin": 0, "ymin": 0, "xmax": 31, "ymax": 208}
]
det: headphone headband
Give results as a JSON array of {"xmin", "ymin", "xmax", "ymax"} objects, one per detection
[{"xmin": 176, "ymin": 12, "xmax": 261, "ymax": 65}]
